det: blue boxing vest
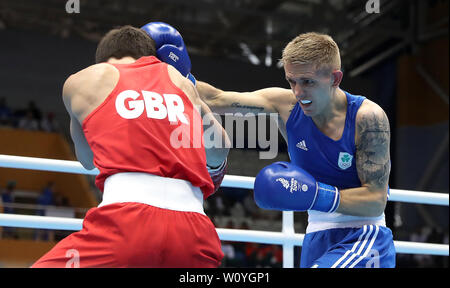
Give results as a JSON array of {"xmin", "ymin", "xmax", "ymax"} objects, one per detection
[{"xmin": 286, "ymin": 91, "xmax": 386, "ymax": 234}]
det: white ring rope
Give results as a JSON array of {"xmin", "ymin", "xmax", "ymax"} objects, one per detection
[
  {"xmin": 0, "ymin": 154, "xmax": 448, "ymax": 267},
  {"xmin": 0, "ymin": 213, "xmax": 447, "ymax": 256},
  {"xmin": 1, "ymin": 154, "xmax": 448, "ymax": 205}
]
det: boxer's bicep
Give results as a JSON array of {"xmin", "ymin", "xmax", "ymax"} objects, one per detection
[{"xmin": 355, "ymin": 107, "xmax": 391, "ymax": 194}]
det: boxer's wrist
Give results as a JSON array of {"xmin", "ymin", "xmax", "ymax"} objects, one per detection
[
  {"xmin": 310, "ymin": 182, "xmax": 340, "ymax": 213},
  {"xmin": 207, "ymin": 158, "xmax": 227, "ymax": 173},
  {"xmin": 208, "ymin": 158, "xmax": 227, "ymax": 193}
]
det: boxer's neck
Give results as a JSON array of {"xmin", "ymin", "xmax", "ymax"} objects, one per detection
[{"xmin": 107, "ymin": 56, "xmax": 137, "ymax": 64}]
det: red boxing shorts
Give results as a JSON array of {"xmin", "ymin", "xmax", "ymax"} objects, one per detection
[{"xmin": 31, "ymin": 173, "xmax": 224, "ymax": 268}]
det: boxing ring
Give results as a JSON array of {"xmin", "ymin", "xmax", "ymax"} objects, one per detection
[{"xmin": 0, "ymin": 154, "xmax": 448, "ymax": 268}]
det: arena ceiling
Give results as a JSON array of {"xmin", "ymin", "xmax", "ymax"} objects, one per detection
[{"xmin": 0, "ymin": 0, "xmax": 447, "ymax": 77}]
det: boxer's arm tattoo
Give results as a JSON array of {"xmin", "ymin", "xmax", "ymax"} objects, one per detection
[
  {"xmin": 231, "ymin": 102, "xmax": 265, "ymax": 113},
  {"xmin": 355, "ymin": 110, "xmax": 391, "ymax": 190}
]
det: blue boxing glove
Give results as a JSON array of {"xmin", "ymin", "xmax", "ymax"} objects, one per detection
[
  {"xmin": 254, "ymin": 162, "xmax": 340, "ymax": 213},
  {"xmin": 141, "ymin": 22, "xmax": 196, "ymax": 85}
]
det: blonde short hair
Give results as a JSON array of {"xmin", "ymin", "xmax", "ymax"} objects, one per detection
[{"xmin": 281, "ymin": 32, "xmax": 341, "ymax": 73}]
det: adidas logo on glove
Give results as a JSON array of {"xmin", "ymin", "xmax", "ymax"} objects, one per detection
[
  {"xmin": 254, "ymin": 161, "xmax": 340, "ymax": 213},
  {"xmin": 276, "ymin": 177, "xmax": 308, "ymax": 194}
]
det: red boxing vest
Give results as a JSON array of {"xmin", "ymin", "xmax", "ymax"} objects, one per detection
[{"xmin": 82, "ymin": 56, "xmax": 215, "ymax": 199}]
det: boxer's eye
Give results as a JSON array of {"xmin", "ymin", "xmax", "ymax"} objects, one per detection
[{"xmin": 301, "ymin": 79, "xmax": 315, "ymax": 86}]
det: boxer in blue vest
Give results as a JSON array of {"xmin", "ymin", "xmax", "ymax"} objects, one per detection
[{"xmin": 143, "ymin": 23, "xmax": 396, "ymax": 268}]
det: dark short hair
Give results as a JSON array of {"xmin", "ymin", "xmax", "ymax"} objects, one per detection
[{"xmin": 95, "ymin": 25, "xmax": 156, "ymax": 63}]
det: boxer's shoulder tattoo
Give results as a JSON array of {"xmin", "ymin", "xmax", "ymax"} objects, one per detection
[{"xmin": 355, "ymin": 109, "xmax": 391, "ymax": 189}]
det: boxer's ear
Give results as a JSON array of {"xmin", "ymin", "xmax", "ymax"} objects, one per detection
[{"xmin": 331, "ymin": 70, "xmax": 343, "ymax": 87}]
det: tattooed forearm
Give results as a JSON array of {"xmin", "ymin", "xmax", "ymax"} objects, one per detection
[{"xmin": 355, "ymin": 110, "xmax": 391, "ymax": 189}]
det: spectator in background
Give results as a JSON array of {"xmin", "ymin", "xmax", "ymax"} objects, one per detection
[
  {"xmin": 220, "ymin": 220, "xmax": 240, "ymax": 267},
  {"xmin": 1, "ymin": 181, "xmax": 17, "ymax": 239},
  {"xmin": 230, "ymin": 201, "xmax": 245, "ymax": 219},
  {"xmin": 2, "ymin": 99, "xmax": 59, "ymax": 132},
  {"xmin": 18, "ymin": 110, "xmax": 39, "ymax": 131},
  {"xmin": 40, "ymin": 112, "xmax": 60, "ymax": 133},
  {"xmin": 267, "ymin": 244, "xmax": 283, "ymax": 267},
  {"xmin": 233, "ymin": 221, "xmax": 250, "ymax": 266},
  {"xmin": 221, "ymin": 241, "xmax": 236, "ymax": 267},
  {"xmin": 255, "ymin": 244, "xmax": 274, "ymax": 267},
  {"xmin": 0, "ymin": 97, "xmax": 13, "ymax": 127},
  {"xmin": 37, "ymin": 181, "xmax": 56, "ymax": 215},
  {"xmin": 243, "ymin": 193, "xmax": 259, "ymax": 218},
  {"xmin": 214, "ymin": 194, "xmax": 226, "ymax": 217},
  {"xmin": 410, "ymin": 226, "xmax": 434, "ymax": 267},
  {"xmin": 53, "ymin": 193, "xmax": 70, "ymax": 207},
  {"xmin": 27, "ymin": 101, "xmax": 42, "ymax": 122},
  {"xmin": 51, "ymin": 193, "xmax": 73, "ymax": 242},
  {"xmin": 34, "ymin": 182, "xmax": 56, "ymax": 241},
  {"xmin": 426, "ymin": 227, "xmax": 447, "ymax": 267},
  {"xmin": 245, "ymin": 242, "xmax": 259, "ymax": 267},
  {"xmin": 1, "ymin": 181, "xmax": 16, "ymax": 214}
]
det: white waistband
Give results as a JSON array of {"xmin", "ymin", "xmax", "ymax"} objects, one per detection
[
  {"xmin": 99, "ymin": 172, "xmax": 205, "ymax": 215},
  {"xmin": 306, "ymin": 218, "xmax": 386, "ymax": 234}
]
